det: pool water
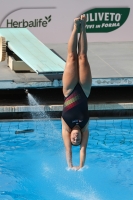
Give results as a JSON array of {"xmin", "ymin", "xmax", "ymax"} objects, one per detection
[{"xmin": 0, "ymin": 119, "xmax": 133, "ymax": 200}]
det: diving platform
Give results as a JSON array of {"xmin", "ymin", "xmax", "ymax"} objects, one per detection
[{"xmin": 0, "ymin": 28, "xmax": 65, "ymax": 74}]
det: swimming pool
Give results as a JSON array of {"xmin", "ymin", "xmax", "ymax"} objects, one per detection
[{"xmin": 0, "ymin": 119, "xmax": 133, "ymax": 200}]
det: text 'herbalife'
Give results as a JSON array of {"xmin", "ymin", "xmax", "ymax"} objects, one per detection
[{"xmin": 7, "ymin": 15, "xmax": 52, "ymax": 28}]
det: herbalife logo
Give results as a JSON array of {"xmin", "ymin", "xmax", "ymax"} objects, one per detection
[
  {"xmin": 78, "ymin": 8, "xmax": 130, "ymax": 33},
  {"xmin": 6, "ymin": 15, "xmax": 52, "ymax": 28}
]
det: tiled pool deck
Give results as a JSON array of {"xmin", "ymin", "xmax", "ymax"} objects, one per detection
[{"xmin": 0, "ymin": 103, "xmax": 133, "ymax": 113}]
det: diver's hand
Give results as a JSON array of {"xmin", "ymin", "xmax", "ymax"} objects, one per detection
[{"xmin": 71, "ymin": 166, "xmax": 81, "ymax": 171}]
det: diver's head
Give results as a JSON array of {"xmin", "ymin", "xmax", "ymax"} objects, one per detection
[{"xmin": 70, "ymin": 125, "xmax": 82, "ymax": 146}]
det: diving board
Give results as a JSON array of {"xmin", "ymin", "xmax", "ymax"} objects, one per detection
[{"xmin": 0, "ymin": 28, "xmax": 65, "ymax": 74}]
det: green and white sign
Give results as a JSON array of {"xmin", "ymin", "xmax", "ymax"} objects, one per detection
[{"xmin": 78, "ymin": 8, "xmax": 130, "ymax": 33}]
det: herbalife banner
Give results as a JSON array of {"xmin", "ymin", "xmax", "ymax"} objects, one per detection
[{"xmin": 0, "ymin": 0, "xmax": 132, "ymax": 43}]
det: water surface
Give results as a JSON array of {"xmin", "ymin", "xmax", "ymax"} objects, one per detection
[{"xmin": 0, "ymin": 119, "xmax": 133, "ymax": 200}]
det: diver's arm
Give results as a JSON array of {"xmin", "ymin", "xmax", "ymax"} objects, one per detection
[
  {"xmin": 62, "ymin": 129, "xmax": 73, "ymax": 168},
  {"xmin": 66, "ymin": 148, "xmax": 73, "ymax": 168},
  {"xmin": 61, "ymin": 118, "xmax": 73, "ymax": 168},
  {"xmin": 79, "ymin": 129, "xmax": 89, "ymax": 168},
  {"xmin": 71, "ymin": 129, "xmax": 89, "ymax": 171}
]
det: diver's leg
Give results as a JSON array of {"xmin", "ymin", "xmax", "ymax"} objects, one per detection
[
  {"xmin": 62, "ymin": 18, "xmax": 80, "ymax": 97},
  {"xmin": 78, "ymin": 15, "xmax": 92, "ymax": 97}
]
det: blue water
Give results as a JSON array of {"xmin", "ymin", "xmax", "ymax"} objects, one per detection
[{"xmin": 0, "ymin": 119, "xmax": 133, "ymax": 200}]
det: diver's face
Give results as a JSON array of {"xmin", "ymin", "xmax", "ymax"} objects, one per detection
[{"xmin": 70, "ymin": 126, "xmax": 81, "ymax": 145}]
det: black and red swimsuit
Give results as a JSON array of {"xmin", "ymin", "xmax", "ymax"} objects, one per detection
[{"xmin": 62, "ymin": 83, "xmax": 89, "ymax": 129}]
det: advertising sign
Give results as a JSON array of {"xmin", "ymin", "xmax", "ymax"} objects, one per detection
[
  {"xmin": 81, "ymin": 8, "xmax": 130, "ymax": 33},
  {"xmin": 0, "ymin": 0, "xmax": 132, "ymax": 43}
]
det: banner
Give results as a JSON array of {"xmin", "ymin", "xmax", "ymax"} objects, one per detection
[{"xmin": 0, "ymin": 0, "xmax": 132, "ymax": 43}]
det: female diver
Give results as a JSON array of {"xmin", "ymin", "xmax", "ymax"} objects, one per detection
[{"xmin": 62, "ymin": 15, "xmax": 92, "ymax": 170}]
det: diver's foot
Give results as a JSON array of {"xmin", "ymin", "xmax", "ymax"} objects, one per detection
[
  {"xmin": 80, "ymin": 14, "xmax": 86, "ymax": 27},
  {"xmin": 74, "ymin": 17, "xmax": 81, "ymax": 29}
]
